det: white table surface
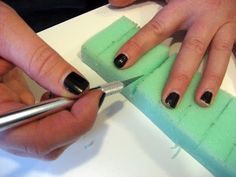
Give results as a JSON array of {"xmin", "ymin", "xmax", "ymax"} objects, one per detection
[{"xmin": 0, "ymin": 2, "xmax": 235, "ymax": 177}]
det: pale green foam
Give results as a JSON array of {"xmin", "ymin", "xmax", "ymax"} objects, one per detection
[
  {"xmin": 82, "ymin": 16, "xmax": 138, "ymax": 59},
  {"xmin": 196, "ymin": 98, "xmax": 236, "ymax": 177},
  {"xmin": 132, "ymin": 55, "xmax": 235, "ymax": 177},
  {"xmin": 81, "ymin": 17, "xmax": 236, "ymax": 177},
  {"xmin": 81, "ymin": 17, "xmax": 169, "ymax": 96}
]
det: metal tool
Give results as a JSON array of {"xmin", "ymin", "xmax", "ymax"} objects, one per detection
[{"xmin": 0, "ymin": 76, "xmax": 142, "ymax": 132}]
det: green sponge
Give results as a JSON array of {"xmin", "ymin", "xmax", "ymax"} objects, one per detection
[
  {"xmin": 81, "ymin": 17, "xmax": 236, "ymax": 177},
  {"xmin": 132, "ymin": 55, "xmax": 235, "ymax": 177},
  {"xmin": 81, "ymin": 17, "xmax": 169, "ymax": 96}
]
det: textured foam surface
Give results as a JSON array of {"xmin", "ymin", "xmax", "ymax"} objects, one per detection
[
  {"xmin": 82, "ymin": 17, "xmax": 169, "ymax": 96},
  {"xmin": 81, "ymin": 17, "xmax": 236, "ymax": 177}
]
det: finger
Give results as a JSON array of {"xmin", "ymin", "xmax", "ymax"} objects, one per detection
[
  {"xmin": 3, "ymin": 68, "xmax": 35, "ymax": 105},
  {"xmin": 0, "ymin": 2, "xmax": 89, "ymax": 98},
  {"xmin": 2, "ymin": 143, "xmax": 70, "ymax": 160},
  {"xmin": 0, "ymin": 58, "xmax": 14, "ymax": 76},
  {"xmin": 4, "ymin": 149, "xmax": 30, "ymax": 158},
  {"xmin": 196, "ymin": 23, "xmax": 234, "ymax": 107},
  {"xmin": 0, "ymin": 84, "xmax": 20, "ymax": 103},
  {"xmin": 43, "ymin": 144, "xmax": 71, "ymax": 160},
  {"xmin": 233, "ymin": 44, "xmax": 236, "ymax": 57},
  {"xmin": 41, "ymin": 92, "xmax": 58, "ymax": 101},
  {"xmin": 0, "ymin": 90, "xmax": 104, "ymax": 157},
  {"xmin": 162, "ymin": 17, "xmax": 219, "ymax": 108},
  {"xmin": 109, "ymin": 0, "xmax": 136, "ymax": 7},
  {"xmin": 113, "ymin": 1, "xmax": 188, "ymax": 69}
]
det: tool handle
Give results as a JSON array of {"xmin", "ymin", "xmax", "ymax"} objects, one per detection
[{"xmin": 0, "ymin": 98, "xmax": 74, "ymax": 132}]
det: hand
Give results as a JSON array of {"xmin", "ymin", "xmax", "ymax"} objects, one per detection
[
  {"xmin": 110, "ymin": 0, "xmax": 236, "ymax": 108},
  {"xmin": 0, "ymin": 2, "xmax": 104, "ymax": 160}
]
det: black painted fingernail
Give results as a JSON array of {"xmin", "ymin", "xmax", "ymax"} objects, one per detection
[
  {"xmin": 114, "ymin": 54, "xmax": 128, "ymax": 68},
  {"xmin": 64, "ymin": 72, "xmax": 89, "ymax": 95},
  {"xmin": 99, "ymin": 93, "xmax": 106, "ymax": 108},
  {"xmin": 165, "ymin": 92, "xmax": 180, "ymax": 109},
  {"xmin": 200, "ymin": 91, "xmax": 213, "ymax": 105}
]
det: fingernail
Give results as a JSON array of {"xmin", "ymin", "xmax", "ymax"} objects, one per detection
[
  {"xmin": 64, "ymin": 72, "xmax": 89, "ymax": 95},
  {"xmin": 200, "ymin": 91, "xmax": 213, "ymax": 106},
  {"xmin": 99, "ymin": 93, "xmax": 106, "ymax": 108},
  {"xmin": 165, "ymin": 92, "xmax": 180, "ymax": 109},
  {"xmin": 114, "ymin": 54, "xmax": 128, "ymax": 68}
]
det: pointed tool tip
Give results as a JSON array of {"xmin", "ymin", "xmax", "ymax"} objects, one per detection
[{"xmin": 122, "ymin": 75, "xmax": 143, "ymax": 87}]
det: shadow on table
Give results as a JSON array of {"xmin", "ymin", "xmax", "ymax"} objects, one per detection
[{"xmin": 0, "ymin": 100, "xmax": 124, "ymax": 177}]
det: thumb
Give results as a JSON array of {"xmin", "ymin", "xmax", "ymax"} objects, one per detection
[
  {"xmin": 0, "ymin": 2, "xmax": 89, "ymax": 97},
  {"xmin": 109, "ymin": 0, "xmax": 137, "ymax": 7}
]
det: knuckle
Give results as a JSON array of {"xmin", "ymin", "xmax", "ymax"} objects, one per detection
[
  {"xmin": 27, "ymin": 45, "xmax": 60, "ymax": 78},
  {"xmin": 148, "ymin": 18, "xmax": 166, "ymax": 36},
  {"xmin": 185, "ymin": 37, "xmax": 205, "ymax": 55},
  {"xmin": 127, "ymin": 39, "xmax": 143, "ymax": 52},
  {"xmin": 173, "ymin": 73, "xmax": 191, "ymax": 85},
  {"xmin": 212, "ymin": 40, "xmax": 232, "ymax": 52}
]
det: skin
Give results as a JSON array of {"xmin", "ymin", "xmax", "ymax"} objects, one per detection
[
  {"xmin": 109, "ymin": 0, "xmax": 236, "ymax": 107},
  {"xmin": 0, "ymin": 2, "xmax": 102, "ymax": 160}
]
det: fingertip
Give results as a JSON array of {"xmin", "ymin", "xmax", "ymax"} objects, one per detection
[
  {"xmin": 162, "ymin": 90, "xmax": 180, "ymax": 109},
  {"xmin": 113, "ymin": 53, "xmax": 129, "ymax": 69},
  {"xmin": 61, "ymin": 71, "xmax": 90, "ymax": 98},
  {"xmin": 109, "ymin": 0, "xmax": 136, "ymax": 7},
  {"xmin": 196, "ymin": 89, "xmax": 214, "ymax": 107},
  {"xmin": 161, "ymin": 74, "xmax": 186, "ymax": 109}
]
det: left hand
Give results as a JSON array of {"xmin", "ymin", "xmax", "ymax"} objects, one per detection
[{"xmin": 109, "ymin": 0, "xmax": 236, "ymax": 108}]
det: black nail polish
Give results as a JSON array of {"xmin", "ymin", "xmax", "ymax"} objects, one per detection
[
  {"xmin": 165, "ymin": 92, "xmax": 180, "ymax": 109},
  {"xmin": 200, "ymin": 91, "xmax": 213, "ymax": 105},
  {"xmin": 63, "ymin": 72, "xmax": 89, "ymax": 95},
  {"xmin": 99, "ymin": 93, "xmax": 106, "ymax": 108},
  {"xmin": 114, "ymin": 54, "xmax": 128, "ymax": 68}
]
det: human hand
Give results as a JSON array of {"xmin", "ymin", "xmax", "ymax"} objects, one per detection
[
  {"xmin": 0, "ymin": 2, "xmax": 104, "ymax": 160},
  {"xmin": 109, "ymin": 0, "xmax": 236, "ymax": 108}
]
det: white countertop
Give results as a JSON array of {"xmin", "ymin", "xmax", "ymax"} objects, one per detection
[{"xmin": 0, "ymin": 2, "xmax": 235, "ymax": 177}]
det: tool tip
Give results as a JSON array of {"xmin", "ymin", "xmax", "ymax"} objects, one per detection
[{"xmin": 122, "ymin": 75, "xmax": 143, "ymax": 87}]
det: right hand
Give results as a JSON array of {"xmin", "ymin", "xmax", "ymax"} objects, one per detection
[{"xmin": 0, "ymin": 2, "xmax": 104, "ymax": 160}]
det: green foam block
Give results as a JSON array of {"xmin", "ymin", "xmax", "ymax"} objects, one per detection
[
  {"xmin": 81, "ymin": 17, "xmax": 236, "ymax": 177},
  {"xmin": 81, "ymin": 17, "xmax": 169, "ymax": 96}
]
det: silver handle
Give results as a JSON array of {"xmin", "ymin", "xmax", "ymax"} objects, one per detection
[
  {"xmin": 0, "ymin": 76, "xmax": 141, "ymax": 132},
  {"xmin": 0, "ymin": 98, "xmax": 74, "ymax": 132}
]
